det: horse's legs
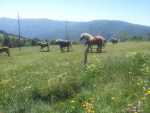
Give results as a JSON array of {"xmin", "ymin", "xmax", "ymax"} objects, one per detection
[
  {"xmin": 97, "ymin": 46, "xmax": 99, "ymax": 52},
  {"xmin": 67, "ymin": 46, "xmax": 69, "ymax": 51},
  {"xmin": 99, "ymin": 45, "xmax": 102, "ymax": 53},
  {"xmin": 47, "ymin": 46, "xmax": 50, "ymax": 51},
  {"xmin": 97, "ymin": 45, "xmax": 102, "ymax": 53},
  {"xmin": 5, "ymin": 50, "xmax": 10, "ymax": 56},
  {"xmin": 96, "ymin": 45, "xmax": 99, "ymax": 52},
  {"xmin": 60, "ymin": 47, "xmax": 64, "ymax": 52},
  {"xmin": 89, "ymin": 45, "xmax": 93, "ymax": 52},
  {"xmin": 42, "ymin": 47, "xmax": 44, "ymax": 51},
  {"xmin": 7, "ymin": 51, "xmax": 10, "ymax": 56}
]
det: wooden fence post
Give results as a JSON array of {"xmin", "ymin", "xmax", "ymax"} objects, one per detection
[{"xmin": 84, "ymin": 48, "xmax": 89, "ymax": 69}]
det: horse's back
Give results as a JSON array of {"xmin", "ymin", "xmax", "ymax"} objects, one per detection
[
  {"xmin": 0, "ymin": 46, "xmax": 10, "ymax": 56},
  {"xmin": 59, "ymin": 40, "xmax": 71, "ymax": 46},
  {"xmin": 0, "ymin": 46, "xmax": 9, "ymax": 50}
]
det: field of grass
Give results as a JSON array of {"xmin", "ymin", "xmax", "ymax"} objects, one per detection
[{"xmin": 0, "ymin": 42, "xmax": 150, "ymax": 113}]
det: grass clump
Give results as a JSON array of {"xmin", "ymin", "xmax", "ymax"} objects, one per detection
[{"xmin": 32, "ymin": 73, "xmax": 82, "ymax": 102}]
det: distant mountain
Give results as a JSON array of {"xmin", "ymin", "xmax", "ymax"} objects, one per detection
[{"xmin": 0, "ymin": 17, "xmax": 150, "ymax": 41}]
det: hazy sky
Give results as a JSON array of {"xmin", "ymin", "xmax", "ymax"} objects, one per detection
[{"xmin": 0, "ymin": 0, "xmax": 150, "ymax": 26}]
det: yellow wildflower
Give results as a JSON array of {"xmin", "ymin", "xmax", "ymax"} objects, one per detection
[
  {"xmin": 111, "ymin": 97, "xmax": 115, "ymax": 100},
  {"xmin": 137, "ymin": 82, "xmax": 140, "ymax": 86},
  {"xmin": 141, "ymin": 97, "xmax": 145, "ymax": 101},
  {"xmin": 146, "ymin": 90, "xmax": 150, "ymax": 95},
  {"xmin": 127, "ymin": 104, "xmax": 132, "ymax": 107},
  {"xmin": 82, "ymin": 101, "xmax": 87, "ymax": 107},
  {"xmin": 128, "ymin": 72, "xmax": 132, "ymax": 74},
  {"xmin": 85, "ymin": 102, "xmax": 90, "ymax": 107},
  {"xmin": 88, "ymin": 109, "xmax": 94, "ymax": 113},
  {"xmin": 71, "ymin": 100, "xmax": 75, "ymax": 103}
]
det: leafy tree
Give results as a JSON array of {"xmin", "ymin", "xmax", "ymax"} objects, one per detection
[
  {"xmin": 131, "ymin": 35, "xmax": 143, "ymax": 41},
  {"xmin": 131, "ymin": 36, "xmax": 138, "ymax": 40},
  {"xmin": 146, "ymin": 32, "xmax": 150, "ymax": 41},
  {"xmin": 72, "ymin": 40, "xmax": 79, "ymax": 44},
  {"xmin": 49, "ymin": 39, "xmax": 56, "ymax": 45},
  {"xmin": 137, "ymin": 36, "xmax": 143, "ymax": 41},
  {"xmin": 120, "ymin": 32, "xmax": 128, "ymax": 42},
  {"xmin": 1, "ymin": 34, "xmax": 13, "ymax": 47}
]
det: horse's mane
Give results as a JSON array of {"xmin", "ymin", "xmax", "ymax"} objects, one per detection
[
  {"xmin": 56, "ymin": 39, "xmax": 64, "ymax": 42},
  {"xmin": 38, "ymin": 42, "xmax": 48, "ymax": 44},
  {"xmin": 80, "ymin": 33, "xmax": 93, "ymax": 41}
]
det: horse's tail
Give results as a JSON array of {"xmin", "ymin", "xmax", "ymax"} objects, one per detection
[{"xmin": 69, "ymin": 41, "xmax": 72, "ymax": 48}]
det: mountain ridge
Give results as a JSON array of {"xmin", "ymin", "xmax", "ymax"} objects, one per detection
[{"xmin": 0, "ymin": 18, "xmax": 150, "ymax": 41}]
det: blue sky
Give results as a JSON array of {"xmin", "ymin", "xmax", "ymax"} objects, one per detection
[{"xmin": 0, "ymin": 0, "xmax": 150, "ymax": 26}]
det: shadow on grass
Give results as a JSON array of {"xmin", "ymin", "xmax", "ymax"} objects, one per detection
[{"xmin": 60, "ymin": 50, "xmax": 73, "ymax": 53}]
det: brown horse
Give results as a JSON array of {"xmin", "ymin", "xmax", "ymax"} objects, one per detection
[
  {"xmin": 80, "ymin": 33, "xmax": 105, "ymax": 52},
  {"xmin": 37, "ymin": 42, "xmax": 50, "ymax": 51},
  {"xmin": 85, "ymin": 38, "xmax": 107, "ymax": 47},
  {"xmin": 0, "ymin": 46, "xmax": 10, "ymax": 56},
  {"xmin": 110, "ymin": 38, "xmax": 119, "ymax": 44}
]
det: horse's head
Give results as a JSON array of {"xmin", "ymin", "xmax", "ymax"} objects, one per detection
[
  {"xmin": 80, "ymin": 33, "xmax": 85, "ymax": 41},
  {"xmin": 110, "ymin": 38, "xmax": 114, "ymax": 41},
  {"xmin": 80, "ymin": 33, "xmax": 92, "ymax": 41}
]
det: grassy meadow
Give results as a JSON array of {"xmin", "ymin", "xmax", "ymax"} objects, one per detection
[{"xmin": 0, "ymin": 42, "xmax": 150, "ymax": 113}]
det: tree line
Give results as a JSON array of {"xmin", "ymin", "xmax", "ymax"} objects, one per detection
[
  {"xmin": 0, "ymin": 33, "xmax": 79, "ymax": 48},
  {"xmin": 0, "ymin": 30, "xmax": 150, "ymax": 48},
  {"xmin": 120, "ymin": 32, "xmax": 150, "ymax": 42}
]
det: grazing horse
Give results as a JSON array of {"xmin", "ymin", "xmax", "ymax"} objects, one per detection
[
  {"xmin": 55, "ymin": 39, "xmax": 72, "ymax": 52},
  {"xmin": 110, "ymin": 38, "xmax": 119, "ymax": 44},
  {"xmin": 37, "ymin": 42, "xmax": 50, "ymax": 51},
  {"xmin": 80, "ymin": 33, "xmax": 105, "ymax": 52},
  {"xmin": 0, "ymin": 46, "xmax": 10, "ymax": 56}
]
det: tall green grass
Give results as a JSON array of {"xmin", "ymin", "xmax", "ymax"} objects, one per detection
[{"xmin": 0, "ymin": 42, "xmax": 150, "ymax": 113}]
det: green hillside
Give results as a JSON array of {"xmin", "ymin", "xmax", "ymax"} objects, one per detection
[
  {"xmin": 0, "ymin": 30, "xmax": 34, "ymax": 47},
  {"xmin": 0, "ymin": 42, "xmax": 150, "ymax": 113}
]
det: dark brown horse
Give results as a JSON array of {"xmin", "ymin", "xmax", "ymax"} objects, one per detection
[
  {"xmin": 55, "ymin": 39, "xmax": 72, "ymax": 52},
  {"xmin": 110, "ymin": 38, "xmax": 119, "ymax": 44},
  {"xmin": 37, "ymin": 42, "xmax": 50, "ymax": 51},
  {"xmin": 0, "ymin": 46, "xmax": 10, "ymax": 56},
  {"xmin": 80, "ymin": 33, "xmax": 105, "ymax": 52}
]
